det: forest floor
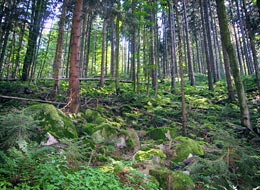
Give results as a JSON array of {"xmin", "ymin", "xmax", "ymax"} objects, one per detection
[{"xmin": 0, "ymin": 75, "xmax": 259, "ymax": 190}]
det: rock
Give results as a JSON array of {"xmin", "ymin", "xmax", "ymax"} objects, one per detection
[
  {"xmin": 41, "ymin": 132, "xmax": 58, "ymax": 145},
  {"xmin": 91, "ymin": 123, "xmax": 118, "ymax": 144},
  {"xmin": 124, "ymin": 128, "xmax": 140, "ymax": 152},
  {"xmin": 149, "ymin": 168, "xmax": 195, "ymax": 190},
  {"xmin": 146, "ymin": 127, "xmax": 177, "ymax": 141},
  {"xmin": 133, "ymin": 149, "xmax": 166, "ymax": 164},
  {"xmin": 84, "ymin": 109, "xmax": 107, "ymax": 124},
  {"xmin": 25, "ymin": 104, "xmax": 78, "ymax": 139},
  {"xmin": 172, "ymin": 136, "xmax": 204, "ymax": 162}
]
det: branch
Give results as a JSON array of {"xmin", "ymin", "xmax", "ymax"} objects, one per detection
[{"xmin": 0, "ymin": 95, "xmax": 66, "ymax": 105}]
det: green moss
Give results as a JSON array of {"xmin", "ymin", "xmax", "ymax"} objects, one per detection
[
  {"xmin": 125, "ymin": 128, "xmax": 140, "ymax": 152},
  {"xmin": 149, "ymin": 168, "xmax": 194, "ymax": 190},
  {"xmin": 146, "ymin": 127, "xmax": 177, "ymax": 140},
  {"xmin": 134, "ymin": 149, "xmax": 166, "ymax": 163},
  {"xmin": 91, "ymin": 123, "xmax": 118, "ymax": 144},
  {"xmin": 84, "ymin": 109, "xmax": 106, "ymax": 124},
  {"xmin": 25, "ymin": 104, "xmax": 77, "ymax": 138},
  {"xmin": 173, "ymin": 136, "xmax": 204, "ymax": 162},
  {"xmin": 82, "ymin": 123, "xmax": 97, "ymax": 134}
]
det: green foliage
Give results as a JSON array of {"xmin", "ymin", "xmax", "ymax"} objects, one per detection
[
  {"xmin": 60, "ymin": 138, "xmax": 93, "ymax": 168},
  {"xmin": 0, "ymin": 109, "xmax": 41, "ymax": 149}
]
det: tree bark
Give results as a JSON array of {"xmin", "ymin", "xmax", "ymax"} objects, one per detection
[
  {"xmin": 53, "ymin": 0, "xmax": 67, "ymax": 96},
  {"xmin": 200, "ymin": 0, "xmax": 213, "ymax": 91},
  {"xmin": 175, "ymin": 0, "xmax": 187, "ymax": 136},
  {"xmin": 22, "ymin": 0, "xmax": 45, "ymax": 81},
  {"xmin": 100, "ymin": 19, "xmax": 107, "ymax": 87},
  {"xmin": 216, "ymin": 0, "xmax": 251, "ymax": 131},
  {"xmin": 68, "ymin": 0, "xmax": 83, "ymax": 113},
  {"xmin": 168, "ymin": 0, "xmax": 176, "ymax": 91},
  {"xmin": 183, "ymin": 0, "xmax": 195, "ymax": 86},
  {"xmin": 115, "ymin": 0, "xmax": 121, "ymax": 94}
]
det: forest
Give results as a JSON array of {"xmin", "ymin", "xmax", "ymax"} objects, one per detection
[{"xmin": 0, "ymin": 0, "xmax": 260, "ymax": 189}]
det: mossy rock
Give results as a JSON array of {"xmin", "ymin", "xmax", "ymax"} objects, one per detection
[
  {"xmin": 84, "ymin": 109, "xmax": 107, "ymax": 124},
  {"xmin": 91, "ymin": 123, "xmax": 119, "ymax": 144},
  {"xmin": 134, "ymin": 149, "xmax": 166, "ymax": 163},
  {"xmin": 124, "ymin": 128, "xmax": 140, "ymax": 152},
  {"xmin": 150, "ymin": 168, "xmax": 194, "ymax": 190},
  {"xmin": 25, "ymin": 104, "xmax": 77, "ymax": 138},
  {"xmin": 173, "ymin": 136, "xmax": 204, "ymax": 162},
  {"xmin": 146, "ymin": 127, "xmax": 177, "ymax": 140}
]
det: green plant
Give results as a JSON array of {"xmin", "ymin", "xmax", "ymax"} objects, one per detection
[{"xmin": 0, "ymin": 109, "xmax": 41, "ymax": 149}]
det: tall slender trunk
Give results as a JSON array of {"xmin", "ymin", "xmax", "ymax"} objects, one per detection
[
  {"xmin": 175, "ymin": 0, "xmax": 187, "ymax": 136},
  {"xmin": 203, "ymin": 0, "xmax": 216, "ymax": 83},
  {"xmin": 216, "ymin": 0, "xmax": 251, "ymax": 131},
  {"xmin": 115, "ymin": 0, "xmax": 121, "ymax": 94},
  {"xmin": 68, "ymin": 0, "xmax": 82, "ymax": 113},
  {"xmin": 22, "ymin": 0, "xmax": 45, "ymax": 81},
  {"xmin": 168, "ymin": 0, "xmax": 176, "ymax": 91},
  {"xmin": 100, "ymin": 19, "xmax": 107, "ymax": 87},
  {"xmin": 149, "ymin": 0, "xmax": 158, "ymax": 96},
  {"xmin": 183, "ymin": 0, "xmax": 195, "ymax": 86},
  {"xmin": 200, "ymin": 0, "xmax": 213, "ymax": 90},
  {"xmin": 110, "ymin": 19, "xmax": 115, "ymax": 77},
  {"xmin": 53, "ymin": 0, "xmax": 67, "ymax": 96}
]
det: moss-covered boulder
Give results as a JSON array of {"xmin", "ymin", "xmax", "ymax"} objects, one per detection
[
  {"xmin": 173, "ymin": 136, "xmax": 204, "ymax": 162},
  {"xmin": 146, "ymin": 127, "xmax": 177, "ymax": 140},
  {"xmin": 150, "ymin": 168, "xmax": 194, "ymax": 190},
  {"xmin": 134, "ymin": 149, "xmax": 166, "ymax": 163},
  {"xmin": 25, "ymin": 104, "xmax": 77, "ymax": 138},
  {"xmin": 122, "ymin": 128, "xmax": 140, "ymax": 152},
  {"xmin": 84, "ymin": 109, "xmax": 107, "ymax": 124},
  {"xmin": 91, "ymin": 123, "xmax": 119, "ymax": 144}
]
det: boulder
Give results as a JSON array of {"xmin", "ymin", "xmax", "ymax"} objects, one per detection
[
  {"xmin": 173, "ymin": 136, "xmax": 204, "ymax": 162},
  {"xmin": 25, "ymin": 104, "xmax": 77, "ymax": 139},
  {"xmin": 146, "ymin": 127, "xmax": 177, "ymax": 140},
  {"xmin": 149, "ymin": 168, "xmax": 194, "ymax": 190}
]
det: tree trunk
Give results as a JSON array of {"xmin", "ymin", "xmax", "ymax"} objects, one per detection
[
  {"xmin": 175, "ymin": 0, "xmax": 187, "ymax": 136},
  {"xmin": 200, "ymin": 0, "xmax": 213, "ymax": 91},
  {"xmin": 110, "ymin": 19, "xmax": 115, "ymax": 78},
  {"xmin": 168, "ymin": 0, "xmax": 176, "ymax": 91},
  {"xmin": 257, "ymin": 0, "xmax": 260, "ymax": 16},
  {"xmin": 53, "ymin": 0, "xmax": 67, "ymax": 96},
  {"xmin": 100, "ymin": 19, "xmax": 107, "ymax": 87},
  {"xmin": 21, "ymin": 0, "xmax": 45, "ymax": 81},
  {"xmin": 216, "ymin": 0, "xmax": 251, "ymax": 131},
  {"xmin": 183, "ymin": 0, "xmax": 195, "ymax": 86},
  {"xmin": 203, "ymin": 0, "xmax": 216, "ymax": 83},
  {"xmin": 115, "ymin": 0, "xmax": 121, "ymax": 94},
  {"xmin": 149, "ymin": 0, "xmax": 158, "ymax": 96},
  {"xmin": 68, "ymin": 0, "xmax": 82, "ymax": 113}
]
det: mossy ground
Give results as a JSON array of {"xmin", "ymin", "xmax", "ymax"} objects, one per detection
[{"xmin": 0, "ymin": 75, "xmax": 259, "ymax": 189}]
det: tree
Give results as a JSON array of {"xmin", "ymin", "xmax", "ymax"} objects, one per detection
[
  {"xmin": 67, "ymin": 0, "xmax": 83, "ymax": 113},
  {"xmin": 100, "ymin": 18, "xmax": 107, "ymax": 87},
  {"xmin": 183, "ymin": 0, "xmax": 195, "ymax": 86},
  {"xmin": 21, "ymin": 0, "xmax": 49, "ymax": 81},
  {"xmin": 53, "ymin": 0, "xmax": 67, "ymax": 96},
  {"xmin": 167, "ymin": 0, "xmax": 176, "ymax": 91},
  {"xmin": 199, "ymin": 0, "xmax": 213, "ymax": 91},
  {"xmin": 216, "ymin": 0, "xmax": 251, "ymax": 131},
  {"xmin": 174, "ymin": 0, "xmax": 187, "ymax": 136},
  {"xmin": 115, "ymin": 0, "xmax": 121, "ymax": 94}
]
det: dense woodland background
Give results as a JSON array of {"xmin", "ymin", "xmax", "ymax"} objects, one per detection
[{"xmin": 0, "ymin": 0, "xmax": 260, "ymax": 189}]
